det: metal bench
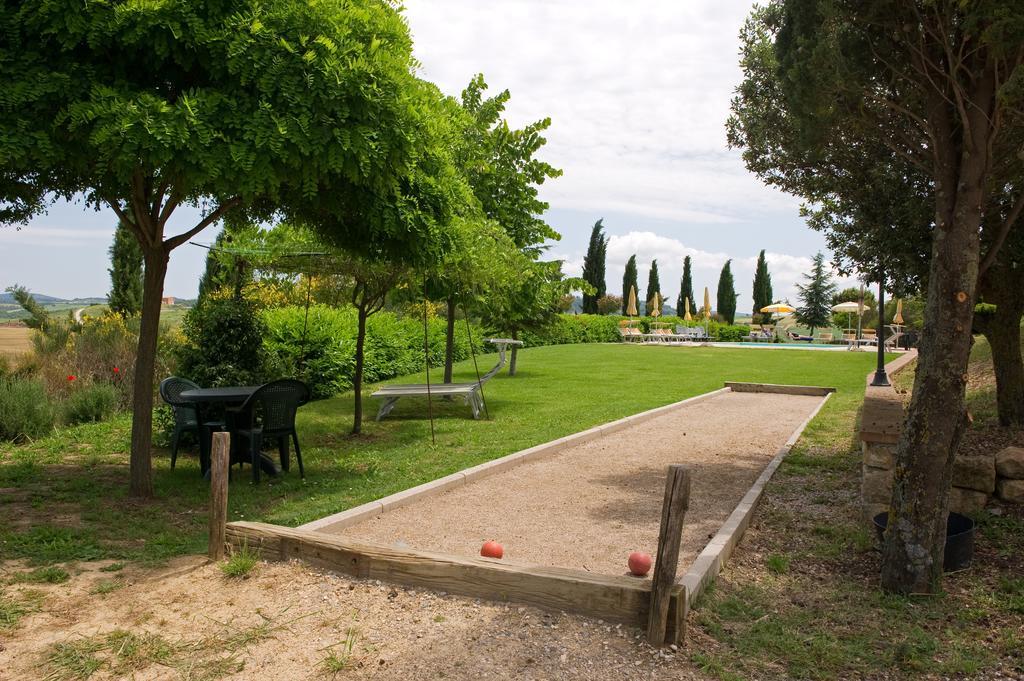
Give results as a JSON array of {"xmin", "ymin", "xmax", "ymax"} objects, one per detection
[{"xmin": 371, "ymin": 338, "xmax": 523, "ymax": 421}]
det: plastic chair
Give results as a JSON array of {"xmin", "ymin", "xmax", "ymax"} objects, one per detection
[
  {"xmin": 159, "ymin": 376, "xmax": 224, "ymax": 470},
  {"xmin": 229, "ymin": 379, "xmax": 311, "ymax": 483}
]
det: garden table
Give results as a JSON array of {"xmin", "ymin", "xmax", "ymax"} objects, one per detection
[{"xmin": 179, "ymin": 386, "xmax": 280, "ymax": 478}]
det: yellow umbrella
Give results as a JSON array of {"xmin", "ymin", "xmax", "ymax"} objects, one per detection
[
  {"xmin": 626, "ymin": 286, "xmax": 638, "ymax": 317},
  {"xmin": 893, "ymin": 299, "xmax": 904, "ymax": 325},
  {"xmin": 649, "ymin": 292, "xmax": 661, "ymax": 318},
  {"xmin": 703, "ymin": 287, "xmax": 711, "ymax": 320},
  {"xmin": 760, "ymin": 302, "xmax": 796, "ymax": 314},
  {"xmin": 684, "ymin": 297, "xmax": 692, "ymax": 321}
]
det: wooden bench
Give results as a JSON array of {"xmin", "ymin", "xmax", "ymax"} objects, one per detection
[{"xmin": 371, "ymin": 338, "xmax": 523, "ymax": 421}]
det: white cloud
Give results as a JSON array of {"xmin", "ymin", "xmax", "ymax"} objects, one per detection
[
  {"xmin": 0, "ymin": 226, "xmax": 113, "ymax": 248},
  {"xmin": 403, "ymin": 0, "xmax": 803, "ymax": 227}
]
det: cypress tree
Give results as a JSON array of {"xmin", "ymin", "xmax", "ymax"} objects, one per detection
[
  {"xmin": 716, "ymin": 260, "xmax": 737, "ymax": 324},
  {"xmin": 621, "ymin": 254, "xmax": 639, "ymax": 314},
  {"xmin": 107, "ymin": 221, "xmax": 144, "ymax": 316},
  {"xmin": 581, "ymin": 219, "xmax": 608, "ymax": 314},
  {"xmin": 677, "ymin": 255, "xmax": 694, "ymax": 316},
  {"xmin": 796, "ymin": 252, "xmax": 838, "ymax": 334},
  {"xmin": 752, "ymin": 249, "xmax": 773, "ymax": 322},
  {"xmin": 646, "ymin": 259, "xmax": 661, "ymax": 313}
]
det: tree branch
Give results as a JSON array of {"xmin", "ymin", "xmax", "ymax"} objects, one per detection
[
  {"xmin": 979, "ymin": 191, "xmax": 1024, "ymax": 276},
  {"xmin": 163, "ymin": 198, "xmax": 242, "ymax": 251}
]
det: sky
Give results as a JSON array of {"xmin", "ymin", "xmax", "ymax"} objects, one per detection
[{"xmin": 0, "ymin": 0, "xmax": 857, "ymax": 310}]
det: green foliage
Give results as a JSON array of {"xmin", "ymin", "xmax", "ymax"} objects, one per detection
[
  {"xmin": 220, "ymin": 544, "xmax": 260, "ymax": 579},
  {"xmin": 646, "ymin": 259, "xmax": 662, "ymax": 312},
  {"xmin": 4, "ymin": 285, "xmax": 48, "ymax": 330},
  {"xmin": 262, "ymin": 305, "xmax": 485, "ymax": 400},
  {"xmin": 622, "ymin": 255, "xmax": 639, "ymax": 314},
  {"xmin": 713, "ymin": 323, "xmax": 753, "ymax": 342},
  {"xmin": 62, "ymin": 384, "xmax": 119, "ymax": 426},
  {"xmin": 752, "ymin": 251, "xmax": 773, "ymax": 322},
  {"xmin": 581, "ymin": 219, "xmax": 608, "ymax": 314},
  {"xmin": 107, "ymin": 223, "xmax": 143, "ymax": 317},
  {"xmin": 796, "ymin": 253, "xmax": 837, "ymax": 334},
  {"xmin": 177, "ymin": 297, "xmax": 271, "ymax": 388},
  {"xmin": 596, "ymin": 295, "xmax": 623, "ymax": 315},
  {"xmin": 457, "ymin": 74, "xmax": 563, "ymax": 252},
  {"xmin": 519, "ymin": 314, "xmax": 623, "ymax": 346},
  {"xmin": 717, "ymin": 260, "xmax": 737, "ymax": 324},
  {"xmin": 197, "ymin": 229, "xmax": 252, "ymax": 304},
  {"xmin": 0, "ymin": 377, "xmax": 55, "ymax": 442},
  {"xmin": 678, "ymin": 256, "xmax": 694, "ymax": 317}
]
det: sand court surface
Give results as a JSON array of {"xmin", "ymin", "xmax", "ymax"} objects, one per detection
[{"xmin": 327, "ymin": 389, "xmax": 825, "ymax": 577}]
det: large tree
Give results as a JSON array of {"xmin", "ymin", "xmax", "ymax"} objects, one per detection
[
  {"xmin": 716, "ymin": 260, "xmax": 737, "ymax": 324},
  {"xmin": 751, "ymin": 250, "xmax": 773, "ymax": 322},
  {"xmin": 677, "ymin": 256, "xmax": 694, "ymax": 317},
  {"xmin": 622, "ymin": 255, "xmax": 639, "ymax": 314},
  {"xmin": 437, "ymin": 75, "xmax": 562, "ymax": 383},
  {"xmin": 107, "ymin": 222, "xmax": 144, "ymax": 317},
  {"xmin": 646, "ymin": 259, "xmax": 662, "ymax": 314},
  {"xmin": 795, "ymin": 253, "xmax": 836, "ymax": 335},
  {"xmin": 581, "ymin": 219, "xmax": 608, "ymax": 314},
  {"xmin": 731, "ymin": 1, "xmax": 1024, "ymax": 593},
  {"xmin": 0, "ymin": 0, "xmax": 431, "ymax": 497}
]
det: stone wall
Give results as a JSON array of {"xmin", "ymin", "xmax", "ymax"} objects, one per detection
[{"xmin": 859, "ymin": 351, "xmax": 1024, "ymax": 521}]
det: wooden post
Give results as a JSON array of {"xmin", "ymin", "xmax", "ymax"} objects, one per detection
[
  {"xmin": 208, "ymin": 432, "xmax": 230, "ymax": 560},
  {"xmin": 647, "ymin": 464, "xmax": 691, "ymax": 646}
]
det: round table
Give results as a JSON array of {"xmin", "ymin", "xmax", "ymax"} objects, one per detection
[{"xmin": 179, "ymin": 386, "xmax": 278, "ymax": 477}]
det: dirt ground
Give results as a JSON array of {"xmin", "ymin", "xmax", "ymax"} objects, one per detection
[
  {"xmin": 0, "ymin": 557, "xmax": 712, "ymax": 680},
  {"xmin": 332, "ymin": 391, "xmax": 823, "ymax": 578}
]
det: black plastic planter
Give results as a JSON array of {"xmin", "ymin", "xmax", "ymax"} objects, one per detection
[{"xmin": 873, "ymin": 511, "xmax": 976, "ymax": 572}]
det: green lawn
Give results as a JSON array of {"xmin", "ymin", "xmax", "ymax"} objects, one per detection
[{"xmin": 0, "ymin": 343, "xmax": 886, "ymax": 565}]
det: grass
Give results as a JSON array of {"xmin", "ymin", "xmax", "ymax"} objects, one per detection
[
  {"xmin": 220, "ymin": 544, "xmax": 259, "ymax": 579},
  {"xmin": 689, "ymin": 335, "xmax": 1024, "ymax": 679},
  {"xmin": 0, "ymin": 343, "xmax": 888, "ymax": 566},
  {"xmin": 8, "ymin": 566, "xmax": 70, "ymax": 584},
  {"xmin": 320, "ymin": 627, "xmax": 360, "ymax": 675},
  {"xmin": 0, "ymin": 325, "xmax": 33, "ymax": 362}
]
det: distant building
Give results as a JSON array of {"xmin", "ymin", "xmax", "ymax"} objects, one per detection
[{"xmin": 161, "ymin": 296, "xmax": 176, "ymax": 306}]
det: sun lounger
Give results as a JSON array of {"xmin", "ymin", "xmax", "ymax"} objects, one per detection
[{"xmin": 372, "ymin": 339, "xmax": 522, "ymax": 420}]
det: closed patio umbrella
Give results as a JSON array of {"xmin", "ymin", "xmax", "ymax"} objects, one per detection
[
  {"xmin": 649, "ymin": 292, "xmax": 661, "ymax": 318},
  {"xmin": 626, "ymin": 285, "xmax": 638, "ymax": 317},
  {"xmin": 684, "ymin": 297, "xmax": 692, "ymax": 322},
  {"xmin": 703, "ymin": 287, "xmax": 711, "ymax": 338},
  {"xmin": 893, "ymin": 299, "xmax": 904, "ymax": 325}
]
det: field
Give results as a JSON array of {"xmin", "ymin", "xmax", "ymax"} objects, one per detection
[
  {"xmin": 3, "ymin": 342, "xmax": 1020, "ymax": 679},
  {"xmin": 0, "ymin": 325, "xmax": 32, "ymax": 362}
]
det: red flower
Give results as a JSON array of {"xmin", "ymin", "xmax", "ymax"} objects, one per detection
[
  {"xmin": 67, "ymin": 375, "xmax": 76, "ymax": 381},
  {"xmin": 113, "ymin": 367, "xmax": 120, "ymax": 373}
]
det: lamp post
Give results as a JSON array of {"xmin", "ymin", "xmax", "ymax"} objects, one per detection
[{"xmin": 870, "ymin": 270, "xmax": 890, "ymax": 386}]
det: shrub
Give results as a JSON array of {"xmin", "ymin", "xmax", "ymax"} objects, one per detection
[
  {"xmin": 62, "ymin": 383, "xmax": 119, "ymax": 425},
  {"xmin": 0, "ymin": 377, "xmax": 56, "ymax": 442},
  {"xmin": 177, "ymin": 296, "xmax": 272, "ymax": 388},
  {"xmin": 262, "ymin": 305, "xmax": 486, "ymax": 400},
  {"xmin": 519, "ymin": 314, "xmax": 622, "ymax": 346},
  {"xmin": 711, "ymin": 323, "xmax": 751, "ymax": 342}
]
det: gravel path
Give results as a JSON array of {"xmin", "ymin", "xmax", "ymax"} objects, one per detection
[{"xmin": 331, "ymin": 390, "xmax": 824, "ymax": 577}]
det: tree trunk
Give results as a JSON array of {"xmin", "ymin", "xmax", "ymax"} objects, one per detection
[
  {"xmin": 976, "ymin": 254, "xmax": 1024, "ymax": 428},
  {"xmin": 352, "ymin": 305, "xmax": 367, "ymax": 435},
  {"xmin": 129, "ymin": 247, "xmax": 169, "ymax": 498},
  {"xmin": 979, "ymin": 307, "xmax": 1024, "ymax": 427},
  {"xmin": 444, "ymin": 297, "xmax": 455, "ymax": 384},
  {"xmin": 509, "ymin": 330, "xmax": 519, "ymax": 376}
]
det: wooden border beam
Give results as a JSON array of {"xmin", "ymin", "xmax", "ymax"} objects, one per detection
[
  {"xmin": 226, "ymin": 521, "xmax": 684, "ymax": 636},
  {"xmin": 724, "ymin": 382, "xmax": 836, "ymax": 396}
]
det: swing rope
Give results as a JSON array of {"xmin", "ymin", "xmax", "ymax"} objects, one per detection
[
  {"xmin": 422, "ymin": 274, "xmax": 436, "ymax": 444},
  {"xmin": 459, "ymin": 281, "xmax": 489, "ymax": 420}
]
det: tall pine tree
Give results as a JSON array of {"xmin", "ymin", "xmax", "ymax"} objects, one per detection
[
  {"xmin": 108, "ymin": 221, "xmax": 144, "ymax": 316},
  {"xmin": 677, "ymin": 255, "xmax": 694, "ymax": 316},
  {"xmin": 622, "ymin": 254, "xmax": 639, "ymax": 314},
  {"xmin": 581, "ymin": 219, "xmax": 607, "ymax": 314},
  {"xmin": 751, "ymin": 249, "xmax": 773, "ymax": 322},
  {"xmin": 646, "ymin": 259, "xmax": 661, "ymax": 313},
  {"xmin": 716, "ymin": 260, "xmax": 737, "ymax": 324},
  {"xmin": 796, "ymin": 252, "xmax": 837, "ymax": 335}
]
